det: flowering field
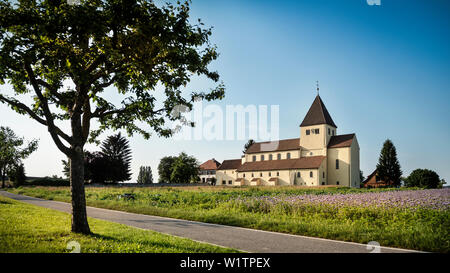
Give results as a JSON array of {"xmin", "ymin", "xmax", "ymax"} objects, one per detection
[
  {"xmin": 7, "ymin": 186, "xmax": 450, "ymax": 252},
  {"xmin": 231, "ymin": 188, "xmax": 450, "ymax": 212}
]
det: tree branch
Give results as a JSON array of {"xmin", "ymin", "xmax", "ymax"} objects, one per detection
[{"xmin": 23, "ymin": 61, "xmax": 73, "ymax": 156}]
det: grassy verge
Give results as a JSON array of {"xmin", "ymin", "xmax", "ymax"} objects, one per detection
[
  {"xmin": 0, "ymin": 195, "xmax": 238, "ymax": 253},
  {"xmin": 6, "ymin": 186, "xmax": 450, "ymax": 253}
]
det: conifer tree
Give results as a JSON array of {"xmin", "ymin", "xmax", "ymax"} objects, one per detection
[
  {"xmin": 137, "ymin": 166, "xmax": 153, "ymax": 184},
  {"xmin": 376, "ymin": 139, "xmax": 402, "ymax": 187}
]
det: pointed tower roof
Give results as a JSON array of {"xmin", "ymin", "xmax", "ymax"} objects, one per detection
[{"xmin": 300, "ymin": 95, "xmax": 337, "ymax": 128}]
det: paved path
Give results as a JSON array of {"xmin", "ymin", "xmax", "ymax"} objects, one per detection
[{"xmin": 0, "ymin": 191, "xmax": 418, "ymax": 253}]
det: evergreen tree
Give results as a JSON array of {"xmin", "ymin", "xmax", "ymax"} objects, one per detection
[
  {"xmin": 376, "ymin": 139, "xmax": 402, "ymax": 187},
  {"xmin": 100, "ymin": 133, "xmax": 132, "ymax": 183},
  {"xmin": 137, "ymin": 166, "xmax": 153, "ymax": 184},
  {"xmin": 243, "ymin": 139, "xmax": 255, "ymax": 154}
]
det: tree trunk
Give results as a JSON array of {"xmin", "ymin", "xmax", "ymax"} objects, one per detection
[{"xmin": 69, "ymin": 148, "xmax": 91, "ymax": 234}]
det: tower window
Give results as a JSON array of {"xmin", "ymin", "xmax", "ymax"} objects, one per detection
[
  {"xmin": 297, "ymin": 172, "xmax": 300, "ymax": 177},
  {"xmin": 277, "ymin": 153, "xmax": 281, "ymax": 160},
  {"xmin": 261, "ymin": 155, "xmax": 264, "ymax": 161},
  {"xmin": 260, "ymin": 173, "xmax": 263, "ymax": 177},
  {"xmin": 277, "ymin": 172, "xmax": 279, "ymax": 176},
  {"xmin": 336, "ymin": 159, "xmax": 339, "ymax": 169},
  {"xmin": 251, "ymin": 173, "xmax": 254, "ymax": 177},
  {"xmin": 310, "ymin": 171, "xmax": 313, "ymax": 178},
  {"xmin": 323, "ymin": 172, "xmax": 325, "ymax": 178},
  {"xmin": 269, "ymin": 154, "xmax": 273, "ymax": 160},
  {"xmin": 269, "ymin": 172, "xmax": 271, "ymax": 177},
  {"xmin": 306, "ymin": 130, "xmax": 310, "ymax": 135},
  {"xmin": 328, "ymin": 128, "xmax": 330, "ymax": 135},
  {"xmin": 287, "ymin": 153, "xmax": 291, "ymax": 159},
  {"xmin": 253, "ymin": 155, "xmax": 256, "ymax": 162},
  {"xmin": 243, "ymin": 173, "xmax": 246, "ymax": 178}
]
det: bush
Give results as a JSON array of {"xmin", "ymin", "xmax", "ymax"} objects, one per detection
[{"xmin": 26, "ymin": 177, "xmax": 70, "ymax": 187}]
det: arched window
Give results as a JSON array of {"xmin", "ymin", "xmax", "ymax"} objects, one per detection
[
  {"xmin": 297, "ymin": 172, "xmax": 300, "ymax": 177},
  {"xmin": 336, "ymin": 159, "xmax": 339, "ymax": 169},
  {"xmin": 253, "ymin": 155, "xmax": 256, "ymax": 162},
  {"xmin": 277, "ymin": 153, "xmax": 281, "ymax": 160},
  {"xmin": 277, "ymin": 172, "xmax": 279, "ymax": 176},
  {"xmin": 261, "ymin": 155, "xmax": 264, "ymax": 161},
  {"xmin": 287, "ymin": 153, "xmax": 291, "ymax": 159},
  {"xmin": 310, "ymin": 171, "xmax": 313, "ymax": 178},
  {"xmin": 260, "ymin": 173, "xmax": 263, "ymax": 177},
  {"xmin": 269, "ymin": 172, "xmax": 271, "ymax": 177},
  {"xmin": 269, "ymin": 154, "xmax": 273, "ymax": 160}
]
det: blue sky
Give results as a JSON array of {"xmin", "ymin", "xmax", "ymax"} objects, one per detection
[{"xmin": 1, "ymin": 0, "xmax": 449, "ymax": 183}]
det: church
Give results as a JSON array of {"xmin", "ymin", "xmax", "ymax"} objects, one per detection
[{"xmin": 216, "ymin": 94, "xmax": 360, "ymax": 187}]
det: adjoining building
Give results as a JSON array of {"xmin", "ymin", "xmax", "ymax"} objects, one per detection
[
  {"xmin": 362, "ymin": 170, "xmax": 393, "ymax": 188},
  {"xmin": 198, "ymin": 158, "xmax": 221, "ymax": 184},
  {"xmin": 217, "ymin": 95, "xmax": 360, "ymax": 187}
]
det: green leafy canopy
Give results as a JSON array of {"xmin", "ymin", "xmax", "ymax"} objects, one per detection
[{"xmin": 0, "ymin": 0, "xmax": 224, "ymax": 156}]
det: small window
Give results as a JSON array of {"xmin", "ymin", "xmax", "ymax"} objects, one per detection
[
  {"xmin": 306, "ymin": 130, "xmax": 311, "ymax": 135},
  {"xmin": 297, "ymin": 172, "xmax": 300, "ymax": 177},
  {"xmin": 336, "ymin": 181, "xmax": 340, "ymax": 185},
  {"xmin": 277, "ymin": 172, "xmax": 279, "ymax": 176},
  {"xmin": 261, "ymin": 155, "xmax": 264, "ymax": 161},
  {"xmin": 243, "ymin": 173, "xmax": 246, "ymax": 178},
  {"xmin": 328, "ymin": 128, "xmax": 330, "ymax": 135},
  {"xmin": 228, "ymin": 180, "xmax": 232, "ymax": 185},
  {"xmin": 251, "ymin": 173, "xmax": 254, "ymax": 177},
  {"xmin": 315, "ymin": 129, "xmax": 320, "ymax": 134},
  {"xmin": 269, "ymin": 154, "xmax": 273, "ymax": 160},
  {"xmin": 253, "ymin": 156, "xmax": 256, "ymax": 162},
  {"xmin": 269, "ymin": 172, "xmax": 271, "ymax": 177},
  {"xmin": 332, "ymin": 130, "xmax": 335, "ymax": 136},
  {"xmin": 310, "ymin": 152, "xmax": 313, "ymax": 156},
  {"xmin": 260, "ymin": 173, "xmax": 263, "ymax": 177},
  {"xmin": 310, "ymin": 171, "xmax": 313, "ymax": 178},
  {"xmin": 287, "ymin": 153, "xmax": 291, "ymax": 159},
  {"xmin": 336, "ymin": 159, "xmax": 339, "ymax": 169},
  {"xmin": 277, "ymin": 153, "xmax": 281, "ymax": 160},
  {"xmin": 222, "ymin": 180, "xmax": 226, "ymax": 185},
  {"xmin": 322, "ymin": 182, "xmax": 325, "ymax": 185}
]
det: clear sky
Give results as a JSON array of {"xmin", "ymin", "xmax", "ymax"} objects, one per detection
[{"xmin": 1, "ymin": 0, "xmax": 449, "ymax": 183}]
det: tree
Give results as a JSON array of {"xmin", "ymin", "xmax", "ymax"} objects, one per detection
[
  {"xmin": 376, "ymin": 139, "xmax": 402, "ymax": 187},
  {"xmin": 8, "ymin": 163, "xmax": 26, "ymax": 187},
  {"xmin": 137, "ymin": 166, "xmax": 153, "ymax": 184},
  {"xmin": 0, "ymin": 126, "xmax": 38, "ymax": 188},
  {"xmin": 0, "ymin": 1, "xmax": 223, "ymax": 233},
  {"xmin": 359, "ymin": 170, "xmax": 365, "ymax": 188},
  {"xmin": 170, "ymin": 152, "xmax": 199, "ymax": 184},
  {"xmin": 404, "ymin": 169, "xmax": 442, "ymax": 189},
  {"xmin": 100, "ymin": 132, "xmax": 131, "ymax": 183},
  {"xmin": 158, "ymin": 156, "xmax": 177, "ymax": 183},
  {"xmin": 243, "ymin": 139, "xmax": 255, "ymax": 154}
]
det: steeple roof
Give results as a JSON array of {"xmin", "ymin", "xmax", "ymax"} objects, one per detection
[{"xmin": 300, "ymin": 95, "xmax": 337, "ymax": 128}]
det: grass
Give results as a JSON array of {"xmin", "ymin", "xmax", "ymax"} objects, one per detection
[
  {"xmin": 0, "ymin": 195, "xmax": 238, "ymax": 253},
  {"xmin": 5, "ymin": 185, "xmax": 450, "ymax": 253}
]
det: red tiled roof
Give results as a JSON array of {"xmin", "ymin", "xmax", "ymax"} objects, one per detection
[
  {"xmin": 268, "ymin": 177, "xmax": 278, "ymax": 181},
  {"xmin": 328, "ymin": 134, "xmax": 355, "ymax": 148},
  {"xmin": 217, "ymin": 159, "xmax": 242, "ymax": 170},
  {"xmin": 246, "ymin": 138, "xmax": 300, "ymax": 154},
  {"xmin": 300, "ymin": 95, "xmax": 337, "ymax": 128},
  {"xmin": 199, "ymin": 159, "xmax": 221, "ymax": 170},
  {"xmin": 237, "ymin": 156, "xmax": 325, "ymax": 172}
]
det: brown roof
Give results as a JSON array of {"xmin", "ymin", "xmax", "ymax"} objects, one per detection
[
  {"xmin": 268, "ymin": 177, "xmax": 278, "ymax": 181},
  {"xmin": 237, "ymin": 156, "xmax": 325, "ymax": 172},
  {"xmin": 328, "ymin": 134, "xmax": 355, "ymax": 148},
  {"xmin": 300, "ymin": 95, "xmax": 337, "ymax": 128},
  {"xmin": 246, "ymin": 138, "xmax": 300, "ymax": 154},
  {"xmin": 199, "ymin": 158, "xmax": 221, "ymax": 170},
  {"xmin": 217, "ymin": 159, "xmax": 242, "ymax": 170},
  {"xmin": 251, "ymin": 178, "xmax": 260, "ymax": 181}
]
